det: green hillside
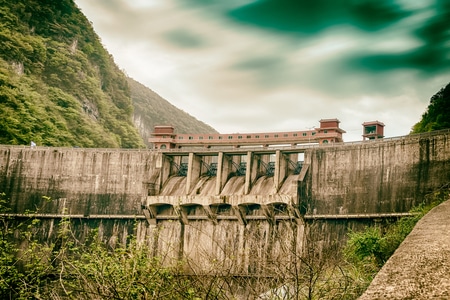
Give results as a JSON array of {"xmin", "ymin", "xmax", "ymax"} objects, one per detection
[
  {"xmin": 411, "ymin": 82, "xmax": 450, "ymax": 133},
  {"xmin": 0, "ymin": 0, "xmax": 216, "ymax": 148},
  {"xmin": 129, "ymin": 77, "xmax": 218, "ymax": 146}
]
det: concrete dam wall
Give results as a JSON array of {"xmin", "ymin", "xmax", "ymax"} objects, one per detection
[{"xmin": 1, "ymin": 129, "xmax": 449, "ymax": 274}]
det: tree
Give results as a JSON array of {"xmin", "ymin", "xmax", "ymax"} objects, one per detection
[
  {"xmin": 0, "ymin": 0, "xmax": 146, "ymax": 148},
  {"xmin": 412, "ymin": 82, "xmax": 450, "ymax": 133}
]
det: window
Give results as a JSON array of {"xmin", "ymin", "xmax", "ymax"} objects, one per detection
[
  {"xmin": 209, "ymin": 136, "xmax": 213, "ymax": 140},
  {"xmin": 323, "ymin": 140, "xmax": 329, "ymax": 144},
  {"xmin": 255, "ymin": 135, "xmax": 260, "ymax": 138},
  {"xmin": 293, "ymin": 133, "xmax": 298, "ymax": 137},
  {"xmin": 228, "ymin": 136, "xmax": 233, "ymax": 139},
  {"xmin": 219, "ymin": 136, "xmax": 223, "ymax": 140},
  {"xmin": 283, "ymin": 134, "xmax": 288, "ymax": 137},
  {"xmin": 160, "ymin": 144, "xmax": 167, "ymax": 149},
  {"xmin": 179, "ymin": 136, "xmax": 184, "ymax": 139},
  {"xmin": 265, "ymin": 135, "xmax": 269, "ymax": 138},
  {"xmin": 365, "ymin": 126, "xmax": 376, "ymax": 134},
  {"xmin": 189, "ymin": 136, "xmax": 193, "ymax": 140},
  {"xmin": 312, "ymin": 132, "xmax": 316, "ymax": 136},
  {"xmin": 247, "ymin": 135, "xmax": 252, "ymax": 139},
  {"xmin": 274, "ymin": 134, "xmax": 279, "ymax": 138},
  {"xmin": 199, "ymin": 136, "xmax": 203, "ymax": 140},
  {"xmin": 324, "ymin": 130, "xmax": 328, "ymax": 133},
  {"xmin": 302, "ymin": 133, "xmax": 307, "ymax": 136},
  {"xmin": 238, "ymin": 136, "xmax": 242, "ymax": 139}
]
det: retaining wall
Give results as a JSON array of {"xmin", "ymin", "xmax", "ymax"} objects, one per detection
[{"xmin": 304, "ymin": 131, "xmax": 450, "ymax": 216}]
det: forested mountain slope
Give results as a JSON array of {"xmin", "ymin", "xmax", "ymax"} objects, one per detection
[
  {"xmin": 0, "ymin": 0, "xmax": 216, "ymax": 148},
  {"xmin": 412, "ymin": 82, "xmax": 450, "ymax": 133},
  {"xmin": 129, "ymin": 77, "xmax": 218, "ymax": 146}
]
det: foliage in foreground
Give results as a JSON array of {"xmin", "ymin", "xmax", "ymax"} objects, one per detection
[
  {"xmin": 1, "ymin": 186, "xmax": 449, "ymax": 299},
  {"xmin": 343, "ymin": 185, "xmax": 450, "ymax": 293},
  {"xmin": 0, "ymin": 196, "xmax": 365, "ymax": 300},
  {"xmin": 0, "ymin": 195, "xmax": 200, "ymax": 299}
]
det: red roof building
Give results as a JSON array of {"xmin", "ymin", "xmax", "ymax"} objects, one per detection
[
  {"xmin": 149, "ymin": 119, "xmax": 346, "ymax": 149},
  {"xmin": 362, "ymin": 121, "xmax": 385, "ymax": 140}
]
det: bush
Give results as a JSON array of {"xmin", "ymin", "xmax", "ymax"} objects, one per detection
[
  {"xmin": 0, "ymin": 193, "xmax": 206, "ymax": 299},
  {"xmin": 342, "ymin": 184, "xmax": 450, "ymax": 295}
]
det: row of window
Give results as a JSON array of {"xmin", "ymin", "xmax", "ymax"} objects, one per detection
[
  {"xmin": 178, "ymin": 132, "xmax": 320, "ymax": 140},
  {"xmin": 160, "ymin": 139, "xmax": 332, "ymax": 148}
]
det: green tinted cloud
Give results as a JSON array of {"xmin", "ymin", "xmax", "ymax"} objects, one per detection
[
  {"xmin": 228, "ymin": 0, "xmax": 408, "ymax": 34},
  {"xmin": 163, "ymin": 29, "xmax": 207, "ymax": 49}
]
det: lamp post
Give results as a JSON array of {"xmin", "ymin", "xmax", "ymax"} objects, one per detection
[{"xmin": 306, "ymin": 126, "xmax": 315, "ymax": 144}]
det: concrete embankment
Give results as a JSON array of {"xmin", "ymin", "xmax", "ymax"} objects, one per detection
[{"xmin": 359, "ymin": 199, "xmax": 450, "ymax": 299}]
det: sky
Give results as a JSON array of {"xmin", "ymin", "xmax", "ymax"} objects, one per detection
[{"xmin": 75, "ymin": 0, "xmax": 449, "ymax": 142}]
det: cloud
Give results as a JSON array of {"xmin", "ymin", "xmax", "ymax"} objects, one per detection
[
  {"xmin": 162, "ymin": 29, "xmax": 208, "ymax": 49},
  {"xmin": 227, "ymin": 0, "xmax": 409, "ymax": 34},
  {"xmin": 75, "ymin": 0, "xmax": 449, "ymax": 142}
]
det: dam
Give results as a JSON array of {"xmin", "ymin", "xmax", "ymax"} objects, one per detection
[{"xmin": 1, "ymin": 128, "xmax": 450, "ymax": 275}]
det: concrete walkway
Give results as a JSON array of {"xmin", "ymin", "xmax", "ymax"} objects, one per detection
[{"xmin": 359, "ymin": 199, "xmax": 450, "ymax": 299}]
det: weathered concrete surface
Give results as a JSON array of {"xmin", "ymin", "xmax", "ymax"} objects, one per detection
[
  {"xmin": 359, "ymin": 199, "xmax": 450, "ymax": 300},
  {"xmin": 0, "ymin": 147, "xmax": 161, "ymax": 215},
  {"xmin": 1, "ymin": 130, "xmax": 450, "ymax": 275},
  {"xmin": 305, "ymin": 133, "xmax": 450, "ymax": 216}
]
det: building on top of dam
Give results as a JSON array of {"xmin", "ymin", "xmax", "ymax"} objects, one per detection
[
  {"xmin": 149, "ymin": 118, "xmax": 346, "ymax": 149},
  {"xmin": 362, "ymin": 120, "xmax": 385, "ymax": 140}
]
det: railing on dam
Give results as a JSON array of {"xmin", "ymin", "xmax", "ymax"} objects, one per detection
[{"xmin": 0, "ymin": 212, "xmax": 417, "ymax": 221}]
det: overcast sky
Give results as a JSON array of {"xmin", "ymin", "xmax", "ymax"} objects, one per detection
[{"xmin": 75, "ymin": 0, "xmax": 449, "ymax": 141}]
